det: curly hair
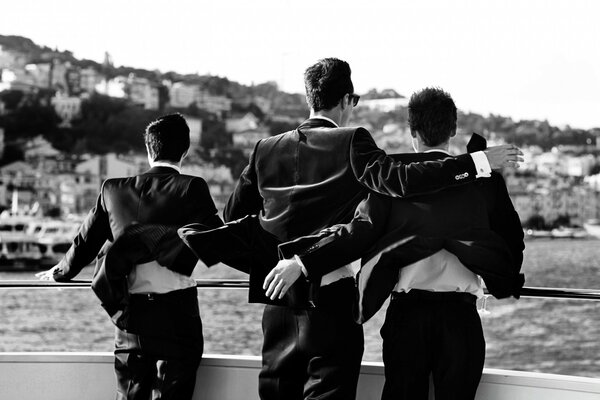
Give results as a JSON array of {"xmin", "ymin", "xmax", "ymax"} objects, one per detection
[{"xmin": 408, "ymin": 87, "xmax": 457, "ymax": 147}]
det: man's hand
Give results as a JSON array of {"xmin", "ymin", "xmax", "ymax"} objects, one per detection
[
  {"xmin": 484, "ymin": 144, "xmax": 524, "ymax": 169},
  {"xmin": 35, "ymin": 264, "xmax": 60, "ymax": 281},
  {"xmin": 263, "ymin": 259, "xmax": 303, "ymax": 300}
]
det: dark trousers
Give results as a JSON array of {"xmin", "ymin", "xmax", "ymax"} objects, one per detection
[
  {"xmin": 381, "ymin": 290, "xmax": 485, "ymax": 400},
  {"xmin": 259, "ymin": 277, "xmax": 364, "ymax": 400},
  {"xmin": 114, "ymin": 287, "xmax": 203, "ymax": 400}
]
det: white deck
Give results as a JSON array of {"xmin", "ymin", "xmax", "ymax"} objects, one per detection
[{"xmin": 1, "ymin": 352, "xmax": 599, "ymax": 400}]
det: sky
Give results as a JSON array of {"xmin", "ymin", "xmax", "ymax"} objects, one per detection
[{"xmin": 1, "ymin": 0, "xmax": 599, "ymax": 129}]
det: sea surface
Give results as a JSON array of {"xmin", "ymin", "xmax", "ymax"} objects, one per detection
[{"xmin": 1, "ymin": 239, "xmax": 599, "ymax": 378}]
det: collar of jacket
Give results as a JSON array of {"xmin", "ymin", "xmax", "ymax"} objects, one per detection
[
  {"xmin": 144, "ymin": 166, "xmax": 180, "ymax": 175},
  {"xmin": 297, "ymin": 117, "xmax": 338, "ymax": 130}
]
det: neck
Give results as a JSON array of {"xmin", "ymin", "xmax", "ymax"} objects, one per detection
[
  {"xmin": 415, "ymin": 140, "xmax": 450, "ymax": 153},
  {"xmin": 310, "ymin": 109, "xmax": 341, "ymax": 126},
  {"xmin": 150, "ymin": 159, "xmax": 182, "ymax": 170}
]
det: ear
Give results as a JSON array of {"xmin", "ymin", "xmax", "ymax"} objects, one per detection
[
  {"xmin": 410, "ymin": 130, "xmax": 417, "ymax": 138},
  {"xmin": 450, "ymin": 129, "xmax": 457, "ymax": 138},
  {"xmin": 181, "ymin": 149, "xmax": 189, "ymax": 161},
  {"xmin": 340, "ymin": 93, "xmax": 350, "ymax": 111}
]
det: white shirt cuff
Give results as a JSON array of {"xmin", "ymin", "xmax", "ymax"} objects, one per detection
[
  {"xmin": 294, "ymin": 255, "xmax": 308, "ymax": 276},
  {"xmin": 471, "ymin": 151, "xmax": 492, "ymax": 178}
]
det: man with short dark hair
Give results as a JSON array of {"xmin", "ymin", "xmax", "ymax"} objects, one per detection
[
  {"xmin": 279, "ymin": 87, "xmax": 525, "ymax": 400},
  {"xmin": 37, "ymin": 113, "xmax": 223, "ymax": 400},
  {"xmin": 225, "ymin": 58, "xmax": 522, "ymax": 400}
]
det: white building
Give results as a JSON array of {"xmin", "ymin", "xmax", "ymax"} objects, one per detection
[
  {"xmin": 184, "ymin": 115, "xmax": 203, "ymax": 147},
  {"xmin": 232, "ymin": 128, "xmax": 270, "ymax": 155},
  {"xmin": 196, "ymin": 92, "xmax": 232, "ymax": 115},
  {"xmin": 566, "ymin": 155, "xmax": 595, "ymax": 177},
  {"xmin": 95, "ymin": 76, "xmax": 127, "ymax": 98},
  {"xmin": 75, "ymin": 153, "xmax": 140, "ymax": 179},
  {"xmin": 169, "ymin": 82, "xmax": 200, "ymax": 108},
  {"xmin": 80, "ymin": 67, "xmax": 103, "ymax": 94},
  {"xmin": 226, "ymin": 113, "xmax": 259, "ymax": 133},
  {"xmin": 127, "ymin": 75, "xmax": 159, "ymax": 110},
  {"xmin": 51, "ymin": 94, "xmax": 82, "ymax": 127}
]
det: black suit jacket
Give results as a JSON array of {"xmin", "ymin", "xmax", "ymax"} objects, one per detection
[
  {"xmin": 91, "ymin": 223, "xmax": 184, "ymax": 324},
  {"xmin": 280, "ymin": 149, "xmax": 525, "ymax": 321},
  {"xmin": 53, "ymin": 166, "xmax": 223, "ymax": 281},
  {"xmin": 220, "ymin": 118, "xmax": 480, "ymax": 306}
]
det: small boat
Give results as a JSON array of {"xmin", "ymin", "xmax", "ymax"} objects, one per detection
[
  {"xmin": 0, "ymin": 217, "xmax": 79, "ymax": 270},
  {"xmin": 550, "ymin": 228, "xmax": 589, "ymax": 239},
  {"xmin": 524, "ymin": 229, "xmax": 553, "ymax": 239},
  {"xmin": 583, "ymin": 219, "xmax": 600, "ymax": 239}
]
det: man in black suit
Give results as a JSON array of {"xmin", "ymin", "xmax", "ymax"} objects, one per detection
[
  {"xmin": 225, "ymin": 58, "xmax": 522, "ymax": 400},
  {"xmin": 36, "ymin": 114, "xmax": 223, "ymax": 400},
  {"xmin": 277, "ymin": 87, "xmax": 525, "ymax": 400}
]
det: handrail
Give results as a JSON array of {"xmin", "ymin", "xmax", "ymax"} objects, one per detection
[
  {"xmin": 0, "ymin": 279, "xmax": 250, "ymax": 289},
  {"xmin": 0, "ymin": 279, "xmax": 599, "ymax": 301}
]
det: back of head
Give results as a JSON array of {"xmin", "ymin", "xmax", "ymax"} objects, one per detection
[
  {"xmin": 144, "ymin": 113, "xmax": 190, "ymax": 162},
  {"xmin": 408, "ymin": 87, "xmax": 457, "ymax": 147},
  {"xmin": 304, "ymin": 58, "xmax": 354, "ymax": 111}
]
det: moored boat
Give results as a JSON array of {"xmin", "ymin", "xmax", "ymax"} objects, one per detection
[{"xmin": 583, "ymin": 219, "xmax": 600, "ymax": 239}]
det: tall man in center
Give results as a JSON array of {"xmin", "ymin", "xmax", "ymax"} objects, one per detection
[{"xmin": 224, "ymin": 58, "xmax": 521, "ymax": 400}]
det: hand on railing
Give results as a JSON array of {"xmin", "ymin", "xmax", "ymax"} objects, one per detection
[{"xmin": 35, "ymin": 264, "xmax": 60, "ymax": 282}]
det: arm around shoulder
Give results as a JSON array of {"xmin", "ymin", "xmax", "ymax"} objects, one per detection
[{"xmin": 350, "ymin": 128, "xmax": 477, "ymax": 197}]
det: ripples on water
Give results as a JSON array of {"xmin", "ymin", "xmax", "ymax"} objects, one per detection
[{"xmin": 0, "ymin": 239, "xmax": 599, "ymax": 378}]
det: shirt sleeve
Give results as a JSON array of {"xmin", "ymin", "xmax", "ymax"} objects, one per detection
[{"xmin": 471, "ymin": 151, "xmax": 492, "ymax": 178}]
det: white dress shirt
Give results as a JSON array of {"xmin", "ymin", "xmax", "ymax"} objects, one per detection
[{"xmin": 394, "ymin": 249, "xmax": 484, "ymax": 298}]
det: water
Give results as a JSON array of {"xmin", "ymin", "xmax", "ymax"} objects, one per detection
[{"xmin": 1, "ymin": 239, "xmax": 599, "ymax": 378}]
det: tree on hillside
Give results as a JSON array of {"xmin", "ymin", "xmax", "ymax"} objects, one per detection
[
  {"xmin": 0, "ymin": 98, "xmax": 60, "ymax": 141},
  {"xmin": 68, "ymin": 94, "xmax": 159, "ymax": 154}
]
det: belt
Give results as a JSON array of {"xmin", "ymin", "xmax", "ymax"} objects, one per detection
[
  {"xmin": 391, "ymin": 289, "xmax": 476, "ymax": 305},
  {"xmin": 130, "ymin": 286, "xmax": 197, "ymax": 302}
]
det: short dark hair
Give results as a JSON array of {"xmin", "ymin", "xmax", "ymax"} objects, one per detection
[
  {"xmin": 144, "ymin": 113, "xmax": 190, "ymax": 162},
  {"xmin": 304, "ymin": 58, "xmax": 354, "ymax": 111},
  {"xmin": 408, "ymin": 87, "xmax": 457, "ymax": 147}
]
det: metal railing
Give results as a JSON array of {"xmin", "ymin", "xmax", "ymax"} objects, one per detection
[{"xmin": 0, "ymin": 279, "xmax": 599, "ymax": 301}]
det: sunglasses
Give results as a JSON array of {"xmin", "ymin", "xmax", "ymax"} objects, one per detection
[{"xmin": 349, "ymin": 93, "xmax": 360, "ymax": 107}]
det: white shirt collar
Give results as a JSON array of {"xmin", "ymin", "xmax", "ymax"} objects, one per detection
[
  {"xmin": 423, "ymin": 149, "xmax": 451, "ymax": 156},
  {"xmin": 150, "ymin": 160, "xmax": 181, "ymax": 173},
  {"xmin": 310, "ymin": 115, "xmax": 339, "ymax": 128}
]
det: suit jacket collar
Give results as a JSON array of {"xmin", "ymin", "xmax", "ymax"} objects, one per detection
[
  {"xmin": 297, "ymin": 117, "xmax": 338, "ymax": 130},
  {"xmin": 144, "ymin": 166, "xmax": 180, "ymax": 175}
]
